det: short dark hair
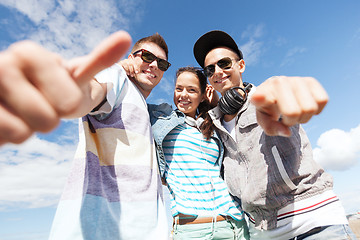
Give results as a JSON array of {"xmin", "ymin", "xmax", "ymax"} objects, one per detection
[{"xmin": 132, "ymin": 33, "xmax": 169, "ymax": 59}]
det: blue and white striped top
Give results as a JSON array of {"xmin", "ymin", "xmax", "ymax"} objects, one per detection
[{"xmin": 163, "ymin": 121, "xmax": 244, "ymax": 221}]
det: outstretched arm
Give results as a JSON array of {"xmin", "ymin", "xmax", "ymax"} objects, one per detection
[
  {"xmin": 0, "ymin": 31, "xmax": 132, "ymax": 145},
  {"xmin": 250, "ymin": 76, "xmax": 328, "ymax": 137}
]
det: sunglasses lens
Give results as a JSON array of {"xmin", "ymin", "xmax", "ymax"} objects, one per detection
[
  {"xmin": 203, "ymin": 57, "xmax": 234, "ymax": 78},
  {"xmin": 157, "ymin": 59, "xmax": 170, "ymax": 71},
  {"xmin": 142, "ymin": 50, "xmax": 170, "ymax": 71},
  {"xmin": 204, "ymin": 65, "xmax": 215, "ymax": 77},
  {"xmin": 141, "ymin": 51, "xmax": 156, "ymax": 63},
  {"xmin": 217, "ymin": 57, "xmax": 233, "ymax": 69}
]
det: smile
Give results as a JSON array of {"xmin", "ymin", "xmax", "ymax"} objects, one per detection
[
  {"xmin": 178, "ymin": 100, "xmax": 191, "ymax": 105},
  {"xmin": 143, "ymin": 70, "xmax": 156, "ymax": 78},
  {"xmin": 214, "ymin": 76, "xmax": 229, "ymax": 83}
]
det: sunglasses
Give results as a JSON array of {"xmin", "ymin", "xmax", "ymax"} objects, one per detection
[
  {"xmin": 132, "ymin": 49, "xmax": 171, "ymax": 71},
  {"xmin": 203, "ymin": 57, "xmax": 239, "ymax": 78}
]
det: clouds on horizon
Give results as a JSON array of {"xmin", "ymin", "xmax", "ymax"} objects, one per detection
[
  {"xmin": 313, "ymin": 124, "xmax": 360, "ymax": 171},
  {"xmin": 0, "ymin": 134, "xmax": 77, "ymax": 210}
]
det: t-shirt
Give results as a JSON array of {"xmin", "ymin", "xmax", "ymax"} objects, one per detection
[
  {"xmin": 163, "ymin": 119, "xmax": 245, "ymax": 221},
  {"xmin": 222, "ymin": 117, "xmax": 236, "ymax": 140},
  {"xmin": 49, "ymin": 64, "xmax": 168, "ymax": 240}
]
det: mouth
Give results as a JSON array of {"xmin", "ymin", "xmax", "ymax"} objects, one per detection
[
  {"xmin": 143, "ymin": 70, "xmax": 156, "ymax": 79},
  {"xmin": 213, "ymin": 75, "xmax": 229, "ymax": 84},
  {"xmin": 178, "ymin": 100, "xmax": 191, "ymax": 106}
]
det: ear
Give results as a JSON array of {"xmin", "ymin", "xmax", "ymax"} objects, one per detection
[{"xmin": 238, "ymin": 59, "xmax": 245, "ymax": 73}]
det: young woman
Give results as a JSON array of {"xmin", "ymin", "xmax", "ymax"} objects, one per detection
[{"xmin": 148, "ymin": 67, "xmax": 249, "ymax": 240}]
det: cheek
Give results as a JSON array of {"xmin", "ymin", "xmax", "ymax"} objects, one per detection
[
  {"xmin": 157, "ymin": 70, "xmax": 164, "ymax": 79},
  {"xmin": 208, "ymin": 78, "xmax": 215, "ymax": 86},
  {"xmin": 208, "ymin": 80, "xmax": 221, "ymax": 91},
  {"xmin": 136, "ymin": 59, "xmax": 145, "ymax": 70},
  {"xmin": 192, "ymin": 94, "xmax": 204, "ymax": 106},
  {"xmin": 173, "ymin": 92, "xmax": 178, "ymax": 105}
]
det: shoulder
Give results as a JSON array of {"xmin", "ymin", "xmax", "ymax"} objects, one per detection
[
  {"xmin": 148, "ymin": 103, "xmax": 173, "ymax": 117},
  {"xmin": 94, "ymin": 64, "xmax": 127, "ymax": 85},
  {"xmin": 148, "ymin": 104, "xmax": 186, "ymax": 129}
]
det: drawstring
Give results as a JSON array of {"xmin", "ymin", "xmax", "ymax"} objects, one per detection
[
  {"xmin": 211, "ymin": 215, "xmax": 218, "ymax": 235},
  {"xmin": 173, "ymin": 216, "xmax": 179, "ymax": 231}
]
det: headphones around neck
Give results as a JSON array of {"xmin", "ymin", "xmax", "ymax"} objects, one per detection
[{"xmin": 218, "ymin": 82, "xmax": 252, "ymax": 115}]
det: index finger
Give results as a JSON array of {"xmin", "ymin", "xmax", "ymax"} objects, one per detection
[{"xmin": 69, "ymin": 31, "xmax": 132, "ymax": 83}]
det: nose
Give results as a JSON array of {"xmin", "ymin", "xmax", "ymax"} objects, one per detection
[
  {"xmin": 180, "ymin": 89, "xmax": 189, "ymax": 97},
  {"xmin": 148, "ymin": 59, "xmax": 158, "ymax": 69},
  {"xmin": 209, "ymin": 65, "xmax": 223, "ymax": 80},
  {"xmin": 214, "ymin": 64, "xmax": 224, "ymax": 75}
]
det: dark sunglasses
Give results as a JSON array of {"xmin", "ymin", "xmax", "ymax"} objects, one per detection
[
  {"xmin": 203, "ymin": 57, "xmax": 238, "ymax": 78},
  {"xmin": 132, "ymin": 49, "xmax": 171, "ymax": 71}
]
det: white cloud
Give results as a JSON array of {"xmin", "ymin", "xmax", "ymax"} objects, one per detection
[
  {"xmin": 241, "ymin": 24, "xmax": 265, "ymax": 40},
  {"xmin": 274, "ymin": 36, "xmax": 288, "ymax": 47},
  {"xmin": 0, "ymin": 0, "xmax": 55, "ymax": 24},
  {"xmin": 280, "ymin": 46, "xmax": 307, "ymax": 67},
  {"xmin": 238, "ymin": 24, "xmax": 265, "ymax": 66},
  {"xmin": 313, "ymin": 124, "xmax": 360, "ymax": 171},
  {"xmin": 0, "ymin": 0, "xmax": 142, "ymax": 58},
  {"xmin": 240, "ymin": 39, "xmax": 263, "ymax": 66},
  {"xmin": 0, "ymin": 135, "xmax": 77, "ymax": 210}
]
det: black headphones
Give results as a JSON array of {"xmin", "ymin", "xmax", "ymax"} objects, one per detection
[{"xmin": 218, "ymin": 82, "xmax": 252, "ymax": 115}]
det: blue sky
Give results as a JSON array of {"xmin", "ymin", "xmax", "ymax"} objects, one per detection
[{"xmin": 0, "ymin": 0, "xmax": 360, "ymax": 239}]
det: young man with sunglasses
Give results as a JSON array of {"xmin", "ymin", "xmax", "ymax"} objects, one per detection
[
  {"xmin": 0, "ymin": 32, "xmax": 170, "ymax": 239},
  {"xmin": 194, "ymin": 30, "xmax": 356, "ymax": 240}
]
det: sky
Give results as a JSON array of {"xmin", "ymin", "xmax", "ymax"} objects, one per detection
[{"xmin": 0, "ymin": 0, "xmax": 359, "ymax": 239}]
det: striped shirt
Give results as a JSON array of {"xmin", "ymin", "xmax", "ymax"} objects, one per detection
[
  {"xmin": 163, "ymin": 122, "xmax": 244, "ymax": 220},
  {"xmin": 49, "ymin": 64, "xmax": 168, "ymax": 240}
]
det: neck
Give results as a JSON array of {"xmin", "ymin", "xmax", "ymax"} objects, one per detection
[
  {"xmin": 186, "ymin": 113, "xmax": 196, "ymax": 119},
  {"xmin": 223, "ymin": 113, "xmax": 236, "ymax": 122},
  {"xmin": 140, "ymin": 90, "xmax": 151, "ymax": 99},
  {"xmin": 220, "ymin": 81, "xmax": 245, "ymax": 96},
  {"xmin": 129, "ymin": 76, "xmax": 151, "ymax": 99}
]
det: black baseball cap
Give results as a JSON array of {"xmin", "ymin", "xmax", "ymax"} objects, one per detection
[{"xmin": 193, "ymin": 30, "xmax": 243, "ymax": 68}]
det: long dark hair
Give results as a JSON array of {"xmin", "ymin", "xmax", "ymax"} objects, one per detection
[{"xmin": 175, "ymin": 67, "xmax": 214, "ymax": 140}]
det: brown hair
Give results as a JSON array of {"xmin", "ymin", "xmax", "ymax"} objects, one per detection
[
  {"xmin": 131, "ymin": 33, "xmax": 169, "ymax": 59},
  {"xmin": 175, "ymin": 67, "xmax": 214, "ymax": 140}
]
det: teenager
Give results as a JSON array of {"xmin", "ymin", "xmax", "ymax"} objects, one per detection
[
  {"xmin": 0, "ymin": 32, "xmax": 170, "ymax": 239},
  {"xmin": 148, "ymin": 67, "xmax": 249, "ymax": 239},
  {"xmin": 193, "ymin": 30, "xmax": 356, "ymax": 240}
]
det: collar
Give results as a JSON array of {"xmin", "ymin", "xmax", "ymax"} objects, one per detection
[{"xmin": 184, "ymin": 115, "xmax": 204, "ymax": 129}]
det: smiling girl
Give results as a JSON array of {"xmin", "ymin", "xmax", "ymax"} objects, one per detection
[{"xmin": 148, "ymin": 67, "xmax": 249, "ymax": 240}]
